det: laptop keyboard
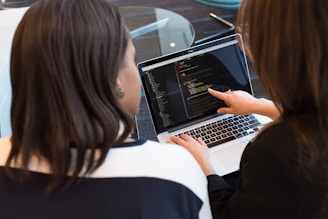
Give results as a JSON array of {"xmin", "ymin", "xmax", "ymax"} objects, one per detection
[{"xmin": 175, "ymin": 115, "xmax": 261, "ymax": 148}]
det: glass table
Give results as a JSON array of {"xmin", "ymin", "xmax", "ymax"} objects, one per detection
[
  {"xmin": 120, "ymin": 6, "xmax": 195, "ymax": 63},
  {"xmin": 119, "ymin": 6, "xmax": 195, "ymax": 141}
]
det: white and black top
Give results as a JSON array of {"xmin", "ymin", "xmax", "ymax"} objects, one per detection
[{"xmin": 0, "ymin": 137, "xmax": 212, "ymax": 219}]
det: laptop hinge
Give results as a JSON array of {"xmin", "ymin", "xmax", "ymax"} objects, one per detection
[{"xmin": 168, "ymin": 114, "xmax": 221, "ymax": 133}]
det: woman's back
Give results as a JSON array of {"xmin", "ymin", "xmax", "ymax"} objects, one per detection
[
  {"xmin": 0, "ymin": 137, "xmax": 211, "ymax": 219},
  {"xmin": 1, "ymin": 0, "xmax": 212, "ymax": 218}
]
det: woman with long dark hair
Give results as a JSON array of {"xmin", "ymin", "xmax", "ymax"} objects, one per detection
[
  {"xmin": 171, "ymin": 0, "xmax": 328, "ymax": 218},
  {"xmin": 0, "ymin": 0, "xmax": 211, "ymax": 218}
]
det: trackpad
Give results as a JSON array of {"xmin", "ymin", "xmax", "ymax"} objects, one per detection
[{"xmin": 210, "ymin": 142, "xmax": 247, "ymax": 176}]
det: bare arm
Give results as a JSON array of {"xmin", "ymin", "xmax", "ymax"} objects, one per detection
[{"xmin": 208, "ymin": 88, "xmax": 280, "ymax": 120}]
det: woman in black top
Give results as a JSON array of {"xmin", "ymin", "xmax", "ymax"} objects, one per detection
[
  {"xmin": 171, "ymin": 0, "xmax": 328, "ymax": 218},
  {"xmin": 0, "ymin": 0, "xmax": 212, "ymax": 218}
]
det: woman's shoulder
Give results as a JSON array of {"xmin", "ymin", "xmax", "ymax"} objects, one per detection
[
  {"xmin": 243, "ymin": 121, "xmax": 300, "ymax": 167},
  {"xmin": 94, "ymin": 139, "xmax": 206, "ymax": 177},
  {"xmin": 95, "ymin": 139, "xmax": 205, "ymax": 179},
  {"xmin": 0, "ymin": 136, "xmax": 11, "ymax": 166},
  {"xmin": 122, "ymin": 138, "xmax": 204, "ymax": 166},
  {"xmin": 115, "ymin": 138, "xmax": 201, "ymax": 161},
  {"xmin": 92, "ymin": 139, "xmax": 209, "ymax": 209},
  {"xmin": 255, "ymin": 116, "xmax": 317, "ymax": 144},
  {"xmin": 252, "ymin": 120, "xmax": 297, "ymax": 149},
  {"xmin": 142, "ymin": 139, "xmax": 202, "ymax": 158}
]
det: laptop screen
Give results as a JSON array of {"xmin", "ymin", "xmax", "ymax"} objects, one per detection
[{"xmin": 138, "ymin": 34, "xmax": 253, "ymax": 133}]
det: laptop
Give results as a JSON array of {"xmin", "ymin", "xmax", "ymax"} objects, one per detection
[{"xmin": 137, "ymin": 34, "xmax": 271, "ymax": 175}]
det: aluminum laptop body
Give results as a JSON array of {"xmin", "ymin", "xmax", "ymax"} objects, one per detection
[{"xmin": 138, "ymin": 34, "xmax": 271, "ymax": 175}]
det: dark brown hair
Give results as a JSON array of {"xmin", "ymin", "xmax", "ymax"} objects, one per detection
[
  {"xmin": 7, "ymin": 0, "xmax": 134, "ymax": 190},
  {"xmin": 237, "ymin": 0, "xmax": 328, "ymax": 216}
]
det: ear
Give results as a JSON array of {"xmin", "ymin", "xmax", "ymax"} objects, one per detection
[{"xmin": 116, "ymin": 78, "xmax": 122, "ymax": 88}]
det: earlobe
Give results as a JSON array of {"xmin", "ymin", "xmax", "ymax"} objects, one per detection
[{"xmin": 118, "ymin": 88, "xmax": 125, "ymax": 99}]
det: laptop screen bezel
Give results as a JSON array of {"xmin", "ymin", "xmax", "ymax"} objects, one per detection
[{"xmin": 137, "ymin": 34, "xmax": 254, "ymax": 134}]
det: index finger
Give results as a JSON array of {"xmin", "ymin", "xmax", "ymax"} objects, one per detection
[{"xmin": 208, "ymin": 88, "xmax": 228, "ymax": 101}]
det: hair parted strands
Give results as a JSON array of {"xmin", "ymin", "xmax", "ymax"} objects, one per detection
[{"xmin": 7, "ymin": 0, "xmax": 134, "ymax": 191}]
